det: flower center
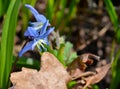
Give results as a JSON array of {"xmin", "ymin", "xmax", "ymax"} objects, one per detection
[{"xmin": 36, "ymin": 39, "xmax": 46, "ymax": 49}]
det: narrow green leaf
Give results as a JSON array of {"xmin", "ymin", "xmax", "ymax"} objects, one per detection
[
  {"xmin": 44, "ymin": 44, "xmax": 58, "ymax": 57},
  {"xmin": 56, "ymin": 0, "xmax": 67, "ymax": 27},
  {"xmin": 0, "ymin": 0, "xmax": 11, "ymax": 17},
  {"xmin": 67, "ymin": 0, "xmax": 80, "ymax": 20},
  {"xmin": 67, "ymin": 80, "xmax": 77, "ymax": 89},
  {"xmin": 110, "ymin": 69, "xmax": 120, "ymax": 89},
  {"xmin": 104, "ymin": 0, "xmax": 120, "ymax": 43},
  {"xmin": 57, "ymin": 44, "xmax": 66, "ymax": 66},
  {"xmin": 104, "ymin": 0, "xmax": 119, "ymax": 30},
  {"xmin": 0, "ymin": 0, "xmax": 21, "ymax": 88},
  {"xmin": 0, "ymin": 0, "xmax": 3, "ymax": 17},
  {"xmin": 92, "ymin": 85, "xmax": 99, "ymax": 89},
  {"xmin": 3, "ymin": 0, "xmax": 11, "ymax": 13},
  {"xmin": 46, "ymin": 0, "xmax": 54, "ymax": 22},
  {"xmin": 13, "ymin": 56, "xmax": 40, "ymax": 70},
  {"xmin": 110, "ymin": 49, "xmax": 120, "ymax": 89}
]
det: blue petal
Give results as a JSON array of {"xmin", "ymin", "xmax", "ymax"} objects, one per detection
[
  {"xmin": 18, "ymin": 41, "xmax": 34, "ymax": 57},
  {"xmin": 38, "ymin": 27, "xmax": 55, "ymax": 39},
  {"xmin": 25, "ymin": 4, "xmax": 46, "ymax": 23},
  {"xmin": 31, "ymin": 39, "xmax": 39, "ymax": 50},
  {"xmin": 29, "ymin": 22, "xmax": 43, "ymax": 30},
  {"xmin": 40, "ymin": 20, "xmax": 49, "ymax": 35},
  {"xmin": 24, "ymin": 27, "xmax": 38, "ymax": 38},
  {"xmin": 44, "ymin": 37, "xmax": 49, "ymax": 45}
]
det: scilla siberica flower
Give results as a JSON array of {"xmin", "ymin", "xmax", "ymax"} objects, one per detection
[{"xmin": 18, "ymin": 4, "xmax": 54, "ymax": 57}]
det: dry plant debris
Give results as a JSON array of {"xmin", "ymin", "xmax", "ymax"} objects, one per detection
[
  {"xmin": 67, "ymin": 53, "xmax": 111, "ymax": 89},
  {"xmin": 83, "ymin": 63, "xmax": 111, "ymax": 89},
  {"xmin": 10, "ymin": 52, "xmax": 71, "ymax": 89},
  {"xmin": 67, "ymin": 53, "xmax": 100, "ymax": 79},
  {"xmin": 10, "ymin": 52, "xmax": 110, "ymax": 89}
]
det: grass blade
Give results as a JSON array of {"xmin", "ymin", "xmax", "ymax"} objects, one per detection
[
  {"xmin": 0, "ymin": 0, "xmax": 3, "ymax": 17},
  {"xmin": 13, "ymin": 56, "xmax": 40, "ymax": 70},
  {"xmin": 104, "ymin": 0, "xmax": 119, "ymax": 30},
  {"xmin": 46, "ymin": 0, "xmax": 54, "ymax": 22},
  {"xmin": 0, "ymin": 0, "xmax": 21, "ymax": 88},
  {"xmin": 104, "ymin": 0, "xmax": 120, "ymax": 43},
  {"xmin": 0, "ymin": 0, "xmax": 11, "ymax": 17}
]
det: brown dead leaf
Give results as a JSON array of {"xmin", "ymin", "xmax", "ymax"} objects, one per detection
[
  {"xmin": 83, "ymin": 63, "xmax": 111, "ymax": 89},
  {"xmin": 67, "ymin": 53, "xmax": 100, "ymax": 79},
  {"xmin": 67, "ymin": 53, "xmax": 110, "ymax": 89},
  {"xmin": 72, "ymin": 71, "xmax": 96, "ymax": 80},
  {"xmin": 80, "ymin": 53, "xmax": 100, "ymax": 63},
  {"xmin": 10, "ymin": 52, "xmax": 71, "ymax": 89},
  {"xmin": 67, "ymin": 57, "xmax": 87, "ymax": 79}
]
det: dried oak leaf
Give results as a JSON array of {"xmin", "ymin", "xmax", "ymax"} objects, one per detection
[
  {"xmin": 80, "ymin": 53, "xmax": 100, "ymax": 63},
  {"xmin": 83, "ymin": 63, "xmax": 111, "ymax": 89},
  {"xmin": 10, "ymin": 52, "xmax": 71, "ymax": 89},
  {"xmin": 67, "ymin": 57, "xmax": 87, "ymax": 79},
  {"xmin": 67, "ymin": 53, "xmax": 100, "ymax": 79}
]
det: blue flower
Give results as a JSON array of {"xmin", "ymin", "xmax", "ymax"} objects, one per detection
[
  {"xmin": 18, "ymin": 4, "xmax": 54, "ymax": 57},
  {"xmin": 25, "ymin": 4, "xmax": 46, "ymax": 23}
]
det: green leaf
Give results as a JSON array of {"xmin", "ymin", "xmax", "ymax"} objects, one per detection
[
  {"xmin": 0, "ymin": 0, "xmax": 3, "ymax": 17},
  {"xmin": 56, "ymin": 0, "xmax": 67, "ymax": 27},
  {"xmin": 46, "ymin": 0, "xmax": 54, "ymax": 22},
  {"xmin": 104, "ymin": 0, "xmax": 119, "ymax": 30},
  {"xmin": 67, "ymin": 80, "xmax": 77, "ymax": 89},
  {"xmin": 115, "ymin": 28, "xmax": 120, "ymax": 44},
  {"xmin": 110, "ymin": 49, "xmax": 120, "ymax": 89},
  {"xmin": 67, "ymin": 0, "xmax": 80, "ymax": 20},
  {"xmin": 0, "ymin": 0, "xmax": 11, "ymax": 17},
  {"xmin": 44, "ymin": 44, "xmax": 58, "ymax": 57},
  {"xmin": 67, "ymin": 52, "xmax": 77, "ymax": 64},
  {"xmin": 110, "ymin": 69, "xmax": 120, "ymax": 89},
  {"xmin": 64, "ymin": 42, "xmax": 77, "ymax": 65},
  {"xmin": 45, "ymin": 41, "xmax": 77, "ymax": 66},
  {"xmin": 92, "ymin": 85, "xmax": 99, "ymax": 89},
  {"xmin": 0, "ymin": 0, "xmax": 21, "ymax": 88},
  {"xmin": 57, "ymin": 44, "xmax": 66, "ymax": 66},
  {"xmin": 44, "ymin": 44, "xmax": 66, "ymax": 66},
  {"xmin": 13, "ymin": 56, "xmax": 40, "ymax": 70},
  {"xmin": 64, "ymin": 42, "xmax": 73, "ymax": 59},
  {"xmin": 104, "ymin": 0, "xmax": 120, "ymax": 43}
]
